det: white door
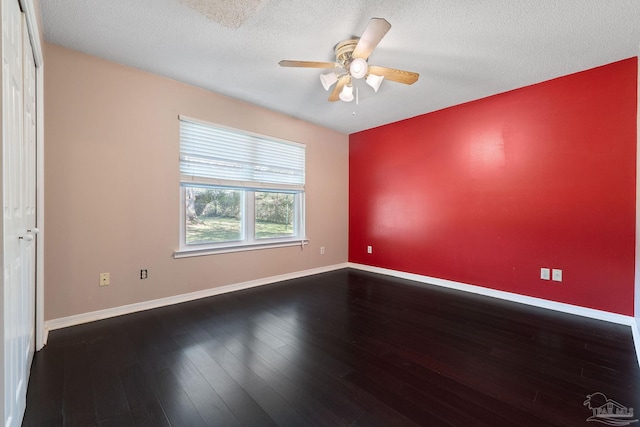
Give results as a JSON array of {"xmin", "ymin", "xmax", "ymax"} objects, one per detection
[
  {"xmin": 21, "ymin": 0, "xmax": 36, "ymax": 396},
  {"xmin": 22, "ymin": 0, "xmax": 37, "ymax": 358},
  {"xmin": 2, "ymin": 0, "xmax": 36, "ymax": 425}
]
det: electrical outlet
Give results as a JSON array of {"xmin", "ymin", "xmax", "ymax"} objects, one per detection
[
  {"xmin": 540, "ymin": 268, "xmax": 550, "ymax": 280},
  {"xmin": 320, "ymin": 247, "xmax": 325, "ymax": 255},
  {"xmin": 140, "ymin": 269, "xmax": 148, "ymax": 279},
  {"xmin": 552, "ymin": 269, "xmax": 562, "ymax": 282},
  {"xmin": 99, "ymin": 273, "xmax": 110, "ymax": 287},
  {"xmin": 367, "ymin": 246, "xmax": 373, "ymax": 254}
]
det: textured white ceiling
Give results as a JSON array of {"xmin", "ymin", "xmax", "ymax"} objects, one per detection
[{"xmin": 39, "ymin": 0, "xmax": 640, "ymax": 134}]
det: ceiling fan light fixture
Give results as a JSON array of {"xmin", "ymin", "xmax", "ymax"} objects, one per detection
[
  {"xmin": 320, "ymin": 72, "xmax": 338, "ymax": 90},
  {"xmin": 339, "ymin": 84, "xmax": 354, "ymax": 102},
  {"xmin": 279, "ymin": 18, "xmax": 420, "ymax": 103},
  {"xmin": 349, "ymin": 57, "xmax": 368, "ymax": 79},
  {"xmin": 366, "ymin": 73, "xmax": 384, "ymax": 92}
]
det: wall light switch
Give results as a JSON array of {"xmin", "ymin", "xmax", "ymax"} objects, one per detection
[
  {"xmin": 540, "ymin": 268, "xmax": 550, "ymax": 280},
  {"xmin": 552, "ymin": 269, "xmax": 562, "ymax": 282},
  {"xmin": 367, "ymin": 246, "xmax": 373, "ymax": 254}
]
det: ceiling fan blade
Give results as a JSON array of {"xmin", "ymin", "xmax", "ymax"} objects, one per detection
[
  {"xmin": 329, "ymin": 76, "xmax": 348, "ymax": 102},
  {"xmin": 278, "ymin": 60, "xmax": 338, "ymax": 69},
  {"xmin": 352, "ymin": 18, "xmax": 391, "ymax": 60},
  {"xmin": 368, "ymin": 65, "xmax": 419, "ymax": 85}
]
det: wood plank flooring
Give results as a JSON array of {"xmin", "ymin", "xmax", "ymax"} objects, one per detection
[{"xmin": 23, "ymin": 269, "xmax": 640, "ymax": 426}]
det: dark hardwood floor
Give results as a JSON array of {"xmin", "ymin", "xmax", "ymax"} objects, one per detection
[{"xmin": 23, "ymin": 268, "xmax": 640, "ymax": 426}]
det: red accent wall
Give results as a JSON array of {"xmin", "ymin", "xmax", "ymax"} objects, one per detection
[{"xmin": 349, "ymin": 58, "xmax": 637, "ymax": 315}]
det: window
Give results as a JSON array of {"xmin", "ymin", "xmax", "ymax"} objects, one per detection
[{"xmin": 177, "ymin": 116, "xmax": 306, "ymax": 256}]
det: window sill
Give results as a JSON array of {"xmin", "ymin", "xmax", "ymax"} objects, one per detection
[{"xmin": 174, "ymin": 239, "xmax": 309, "ymax": 259}]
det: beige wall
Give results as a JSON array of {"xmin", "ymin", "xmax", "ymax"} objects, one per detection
[{"xmin": 44, "ymin": 43, "xmax": 349, "ymax": 321}]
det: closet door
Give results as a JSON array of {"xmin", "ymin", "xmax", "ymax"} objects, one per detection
[
  {"xmin": 22, "ymin": 0, "xmax": 36, "ymax": 370},
  {"xmin": 2, "ymin": 0, "xmax": 36, "ymax": 425}
]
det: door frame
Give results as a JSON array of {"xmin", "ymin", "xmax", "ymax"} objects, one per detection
[{"xmin": 18, "ymin": 0, "xmax": 43, "ymax": 350}]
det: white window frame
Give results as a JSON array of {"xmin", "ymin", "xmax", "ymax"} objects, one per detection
[{"xmin": 175, "ymin": 117, "xmax": 307, "ymax": 258}]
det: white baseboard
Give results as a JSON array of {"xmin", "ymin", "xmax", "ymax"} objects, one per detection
[
  {"xmin": 631, "ymin": 321, "xmax": 640, "ymax": 367},
  {"xmin": 43, "ymin": 263, "xmax": 349, "ymax": 344},
  {"xmin": 349, "ymin": 262, "xmax": 640, "ymax": 367},
  {"xmin": 42, "ymin": 261, "xmax": 640, "ymax": 368}
]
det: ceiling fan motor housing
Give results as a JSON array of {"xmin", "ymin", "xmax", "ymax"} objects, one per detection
[{"xmin": 335, "ymin": 38, "xmax": 361, "ymax": 69}]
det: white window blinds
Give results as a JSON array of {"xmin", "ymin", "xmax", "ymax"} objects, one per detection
[{"xmin": 179, "ymin": 116, "xmax": 306, "ymax": 191}]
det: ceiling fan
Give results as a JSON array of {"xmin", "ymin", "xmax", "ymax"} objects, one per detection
[{"xmin": 278, "ymin": 18, "xmax": 419, "ymax": 102}]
